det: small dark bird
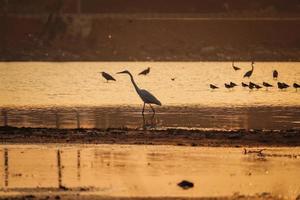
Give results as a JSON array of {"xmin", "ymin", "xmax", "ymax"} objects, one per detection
[
  {"xmin": 273, "ymin": 70, "xmax": 278, "ymax": 80},
  {"xmin": 281, "ymin": 82, "xmax": 290, "ymax": 88},
  {"xmin": 243, "ymin": 61, "xmax": 254, "ymax": 78},
  {"xmin": 278, "ymin": 82, "xmax": 289, "ymax": 90},
  {"xmin": 138, "ymin": 67, "xmax": 150, "ymax": 75},
  {"xmin": 249, "ymin": 82, "xmax": 256, "ymax": 90},
  {"xmin": 232, "ymin": 61, "xmax": 240, "ymax": 71},
  {"xmin": 255, "ymin": 84, "xmax": 262, "ymax": 90},
  {"xmin": 224, "ymin": 83, "xmax": 232, "ymax": 89},
  {"xmin": 241, "ymin": 82, "xmax": 249, "ymax": 88},
  {"xmin": 210, "ymin": 84, "xmax": 219, "ymax": 89},
  {"xmin": 171, "ymin": 77, "xmax": 176, "ymax": 81},
  {"xmin": 100, "ymin": 72, "xmax": 116, "ymax": 82},
  {"xmin": 230, "ymin": 82, "xmax": 238, "ymax": 88},
  {"xmin": 263, "ymin": 82, "xmax": 273, "ymax": 90},
  {"xmin": 293, "ymin": 83, "xmax": 300, "ymax": 91}
]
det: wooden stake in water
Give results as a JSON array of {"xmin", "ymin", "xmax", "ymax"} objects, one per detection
[
  {"xmin": 76, "ymin": 111, "xmax": 80, "ymax": 129},
  {"xmin": 55, "ymin": 111, "xmax": 60, "ymax": 129},
  {"xmin": 2, "ymin": 109, "xmax": 8, "ymax": 126}
]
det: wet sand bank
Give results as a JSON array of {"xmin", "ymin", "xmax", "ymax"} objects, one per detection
[
  {"xmin": 0, "ymin": 194, "xmax": 286, "ymax": 200},
  {"xmin": 0, "ymin": 126, "xmax": 299, "ymax": 147}
]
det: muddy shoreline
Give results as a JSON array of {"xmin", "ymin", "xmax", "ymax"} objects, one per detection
[
  {"xmin": 0, "ymin": 126, "xmax": 299, "ymax": 147},
  {"xmin": 0, "ymin": 194, "xmax": 287, "ymax": 200}
]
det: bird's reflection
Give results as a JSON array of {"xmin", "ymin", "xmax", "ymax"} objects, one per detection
[{"xmin": 142, "ymin": 113, "xmax": 157, "ymax": 130}]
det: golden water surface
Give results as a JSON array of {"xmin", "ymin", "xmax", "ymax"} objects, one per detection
[
  {"xmin": 0, "ymin": 62, "xmax": 299, "ymax": 107},
  {"xmin": 0, "ymin": 145, "xmax": 300, "ymax": 199}
]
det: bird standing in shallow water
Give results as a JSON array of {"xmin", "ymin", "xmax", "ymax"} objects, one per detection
[
  {"xmin": 100, "ymin": 72, "xmax": 116, "ymax": 82},
  {"xmin": 273, "ymin": 70, "xmax": 278, "ymax": 80},
  {"xmin": 117, "ymin": 70, "xmax": 161, "ymax": 114},
  {"xmin": 243, "ymin": 61, "xmax": 254, "ymax": 78},
  {"xmin": 263, "ymin": 82, "xmax": 273, "ymax": 90},
  {"xmin": 277, "ymin": 82, "xmax": 289, "ymax": 90},
  {"xmin": 232, "ymin": 61, "xmax": 240, "ymax": 71},
  {"xmin": 210, "ymin": 84, "xmax": 219, "ymax": 90},
  {"xmin": 138, "ymin": 67, "xmax": 150, "ymax": 75},
  {"xmin": 224, "ymin": 83, "xmax": 233, "ymax": 90},
  {"xmin": 242, "ymin": 82, "xmax": 249, "ymax": 88},
  {"xmin": 230, "ymin": 82, "xmax": 238, "ymax": 88},
  {"xmin": 293, "ymin": 83, "xmax": 300, "ymax": 91}
]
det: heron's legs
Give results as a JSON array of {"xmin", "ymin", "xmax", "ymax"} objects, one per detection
[
  {"xmin": 142, "ymin": 103, "xmax": 145, "ymax": 114},
  {"xmin": 149, "ymin": 104, "xmax": 155, "ymax": 114}
]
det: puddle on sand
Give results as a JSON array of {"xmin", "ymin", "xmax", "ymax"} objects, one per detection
[{"xmin": 0, "ymin": 144, "xmax": 300, "ymax": 198}]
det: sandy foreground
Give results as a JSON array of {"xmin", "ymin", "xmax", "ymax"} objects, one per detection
[{"xmin": 0, "ymin": 126, "xmax": 299, "ymax": 147}]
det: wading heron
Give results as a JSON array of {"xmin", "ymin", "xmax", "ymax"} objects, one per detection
[
  {"xmin": 243, "ymin": 61, "xmax": 254, "ymax": 78},
  {"xmin": 117, "ymin": 70, "xmax": 161, "ymax": 114}
]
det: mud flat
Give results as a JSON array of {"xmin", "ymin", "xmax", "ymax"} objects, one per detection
[
  {"xmin": 0, "ymin": 126, "xmax": 300, "ymax": 147},
  {"xmin": 0, "ymin": 194, "xmax": 288, "ymax": 200}
]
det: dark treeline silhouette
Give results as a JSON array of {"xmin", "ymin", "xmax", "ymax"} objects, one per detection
[
  {"xmin": 1, "ymin": 0, "xmax": 300, "ymax": 15},
  {"xmin": 1, "ymin": 0, "xmax": 300, "ymax": 61}
]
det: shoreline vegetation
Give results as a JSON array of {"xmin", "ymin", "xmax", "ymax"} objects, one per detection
[{"xmin": 1, "ymin": 126, "xmax": 299, "ymax": 147}]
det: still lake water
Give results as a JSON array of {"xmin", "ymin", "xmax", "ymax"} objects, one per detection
[
  {"xmin": 0, "ymin": 144, "xmax": 300, "ymax": 198},
  {"xmin": 0, "ymin": 62, "xmax": 299, "ymax": 130}
]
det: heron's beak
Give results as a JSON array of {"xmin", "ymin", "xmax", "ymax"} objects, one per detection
[{"xmin": 116, "ymin": 71, "xmax": 126, "ymax": 74}]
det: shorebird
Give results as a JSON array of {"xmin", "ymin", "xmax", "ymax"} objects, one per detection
[
  {"xmin": 293, "ymin": 83, "xmax": 300, "ymax": 91},
  {"xmin": 117, "ymin": 70, "xmax": 161, "ymax": 114},
  {"xmin": 138, "ymin": 67, "xmax": 150, "ymax": 75},
  {"xmin": 230, "ymin": 82, "xmax": 238, "ymax": 88},
  {"xmin": 210, "ymin": 84, "xmax": 219, "ymax": 90},
  {"xmin": 241, "ymin": 82, "xmax": 249, "ymax": 88},
  {"xmin": 243, "ymin": 61, "xmax": 254, "ymax": 78},
  {"xmin": 249, "ymin": 81, "xmax": 256, "ymax": 90},
  {"xmin": 232, "ymin": 61, "xmax": 241, "ymax": 71},
  {"xmin": 224, "ymin": 83, "xmax": 232, "ymax": 89},
  {"xmin": 99, "ymin": 72, "xmax": 116, "ymax": 82},
  {"xmin": 263, "ymin": 82, "xmax": 273, "ymax": 90},
  {"xmin": 273, "ymin": 70, "xmax": 278, "ymax": 80},
  {"xmin": 278, "ymin": 82, "xmax": 289, "ymax": 90},
  {"xmin": 255, "ymin": 84, "xmax": 262, "ymax": 90}
]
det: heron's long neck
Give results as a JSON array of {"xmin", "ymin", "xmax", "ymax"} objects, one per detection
[
  {"xmin": 251, "ymin": 64, "xmax": 254, "ymax": 71},
  {"xmin": 128, "ymin": 73, "xmax": 140, "ymax": 93}
]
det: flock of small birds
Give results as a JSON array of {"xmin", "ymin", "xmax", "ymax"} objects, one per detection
[
  {"xmin": 209, "ymin": 61, "xmax": 300, "ymax": 91},
  {"xmin": 98, "ymin": 63, "xmax": 299, "ymax": 92}
]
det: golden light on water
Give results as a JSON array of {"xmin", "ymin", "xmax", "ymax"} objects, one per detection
[
  {"xmin": 0, "ymin": 62, "xmax": 299, "ymax": 107},
  {"xmin": 1, "ymin": 145, "xmax": 300, "ymax": 198}
]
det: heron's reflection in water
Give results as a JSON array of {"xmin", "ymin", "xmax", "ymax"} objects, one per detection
[{"xmin": 142, "ymin": 113, "xmax": 157, "ymax": 130}]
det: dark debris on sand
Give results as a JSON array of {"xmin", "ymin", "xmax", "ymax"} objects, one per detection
[{"xmin": 0, "ymin": 126, "xmax": 299, "ymax": 147}]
